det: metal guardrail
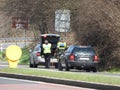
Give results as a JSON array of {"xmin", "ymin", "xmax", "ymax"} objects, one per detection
[{"xmin": 0, "ymin": 37, "xmax": 35, "ymax": 42}]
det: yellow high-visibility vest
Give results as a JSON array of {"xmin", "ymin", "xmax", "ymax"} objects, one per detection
[
  {"xmin": 43, "ymin": 43, "xmax": 51, "ymax": 54},
  {"xmin": 57, "ymin": 42, "xmax": 66, "ymax": 50}
]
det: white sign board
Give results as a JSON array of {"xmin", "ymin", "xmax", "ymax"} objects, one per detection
[{"xmin": 55, "ymin": 10, "xmax": 70, "ymax": 32}]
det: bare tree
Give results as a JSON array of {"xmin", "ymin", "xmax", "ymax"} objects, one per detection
[
  {"xmin": 3, "ymin": 0, "xmax": 60, "ymax": 34},
  {"xmin": 2, "ymin": 0, "xmax": 120, "ymax": 69}
]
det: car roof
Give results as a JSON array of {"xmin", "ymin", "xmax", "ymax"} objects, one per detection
[
  {"xmin": 69, "ymin": 45, "xmax": 92, "ymax": 48},
  {"xmin": 70, "ymin": 45, "xmax": 92, "ymax": 47},
  {"xmin": 79, "ymin": 46, "xmax": 92, "ymax": 48},
  {"xmin": 41, "ymin": 34, "xmax": 60, "ymax": 37}
]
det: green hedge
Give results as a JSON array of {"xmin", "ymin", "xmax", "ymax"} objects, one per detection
[
  {"xmin": 0, "ymin": 51, "xmax": 6, "ymax": 61},
  {"xmin": 19, "ymin": 48, "xmax": 30, "ymax": 64}
]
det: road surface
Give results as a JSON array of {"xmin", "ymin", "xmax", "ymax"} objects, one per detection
[{"xmin": 0, "ymin": 77, "xmax": 95, "ymax": 90}]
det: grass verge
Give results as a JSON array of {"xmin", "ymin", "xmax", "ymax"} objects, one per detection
[{"xmin": 0, "ymin": 68, "xmax": 120, "ymax": 86}]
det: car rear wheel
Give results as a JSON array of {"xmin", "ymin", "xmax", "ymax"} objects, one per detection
[
  {"xmin": 30, "ymin": 57, "xmax": 34, "ymax": 68},
  {"xmin": 92, "ymin": 67, "xmax": 97, "ymax": 72},
  {"xmin": 33, "ymin": 61, "xmax": 38, "ymax": 68},
  {"xmin": 30, "ymin": 56, "xmax": 38, "ymax": 68},
  {"xmin": 30, "ymin": 63, "xmax": 33, "ymax": 68},
  {"xmin": 30, "ymin": 61, "xmax": 38, "ymax": 68}
]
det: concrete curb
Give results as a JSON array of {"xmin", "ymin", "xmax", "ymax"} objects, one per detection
[{"xmin": 0, "ymin": 72, "xmax": 120, "ymax": 90}]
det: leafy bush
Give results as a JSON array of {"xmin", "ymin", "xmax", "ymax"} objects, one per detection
[
  {"xmin": 0, "ymin": 51, "xmax": 6, "ymax": 61},
  {"xmin": 19, "ymin": 48, "xmax": 30, "ymax": 64}
]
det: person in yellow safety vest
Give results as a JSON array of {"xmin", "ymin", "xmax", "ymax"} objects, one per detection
[
  {"xmin": 57, "ymin": 42, "xmax": 67, "ymax": 50},
  {"xmin": 57, "ymin": 41, "xmax": 67, "ymax": 53},
  {"xmin": 42, "ymin": 40, "xmax": 52, "ymax": 68},
  {"xmin": 57, "ymin": 40, "xmax": 67, "ymax": 71}
]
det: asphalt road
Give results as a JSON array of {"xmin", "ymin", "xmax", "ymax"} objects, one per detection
[{"xmin": 0, "ymin": 77, "xmax": 95, "ymax": 90}]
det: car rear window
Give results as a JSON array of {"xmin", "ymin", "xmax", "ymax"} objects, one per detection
[{"xmin": 73, "ymin": 47, "xmax": 95, "ymax": 54}]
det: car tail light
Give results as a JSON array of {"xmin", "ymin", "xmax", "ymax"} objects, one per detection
[
  {"xmin": 43, "ymin": 35, "xmax": 47, "ymax": 38},
  {"xmin": 94, "ymin": 55, "xmax": 98, "ymax": 61},
  {"xmin": 69, "ymin": 54, "xmax": 75, "ymax": 61},
  {"xmin": 36, "ymin": 52, "xmax": 41, "ymax": 56}
]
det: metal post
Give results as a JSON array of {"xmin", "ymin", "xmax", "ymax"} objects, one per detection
[
  {"xmin": 0, "ymin": 44, "xmax": 3, "ymax": 52},
  {"xmin": 24, "ymin": 28, "xmax": 26, "ymax": 48},
  {"xmin": 15, "ymin": 29, "xmax": 17, "ymax": 45}
]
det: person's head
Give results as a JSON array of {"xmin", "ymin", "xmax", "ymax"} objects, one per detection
[{"xmin": 44, "ymin": 40, "xmax": 48, "ymax": 44}]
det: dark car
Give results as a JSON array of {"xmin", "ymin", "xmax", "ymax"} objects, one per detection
[{"xmin": 58, "ymin": 45, "xmax": 99, "ymax": 72}]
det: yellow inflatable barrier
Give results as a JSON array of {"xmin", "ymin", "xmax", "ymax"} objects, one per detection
[
  {"xmin": 8, "ymin": 60, "xmax": 19, "ymax": 68},
  {"xmin": 6, "ymin": 45, "xmax": 22, "ymax": 68}
]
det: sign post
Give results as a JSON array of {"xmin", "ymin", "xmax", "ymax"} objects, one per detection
[{"xmin": 0, "ymin": 44, "xmax": 3, "ymax": 52}]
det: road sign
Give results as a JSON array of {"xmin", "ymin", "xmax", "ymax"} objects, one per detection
[
  {"xmin": 55, "ymin": 10, "xmax": 70, "ymax": 32},
  {"xmin": 12, "ymin": 17, "xmax": 28, "ymax": 29}
]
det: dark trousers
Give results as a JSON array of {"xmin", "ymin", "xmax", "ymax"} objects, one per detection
[{"xmin": 44, "ymin": 53, "xmax": 51, "ymax": 68}]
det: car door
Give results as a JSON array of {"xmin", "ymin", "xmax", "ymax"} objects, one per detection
[{"xmin": 60, "ymin": 46, "xmax": 74, "ymax": 65}]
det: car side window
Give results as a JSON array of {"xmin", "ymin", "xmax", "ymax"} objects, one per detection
[
  {"xmin": 34, "ymin": 44, "xmax": 41, "ymax": 51},
  {"xmin": 66, "ymin": 46, "xmax": 74, "ymax": 53}
]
